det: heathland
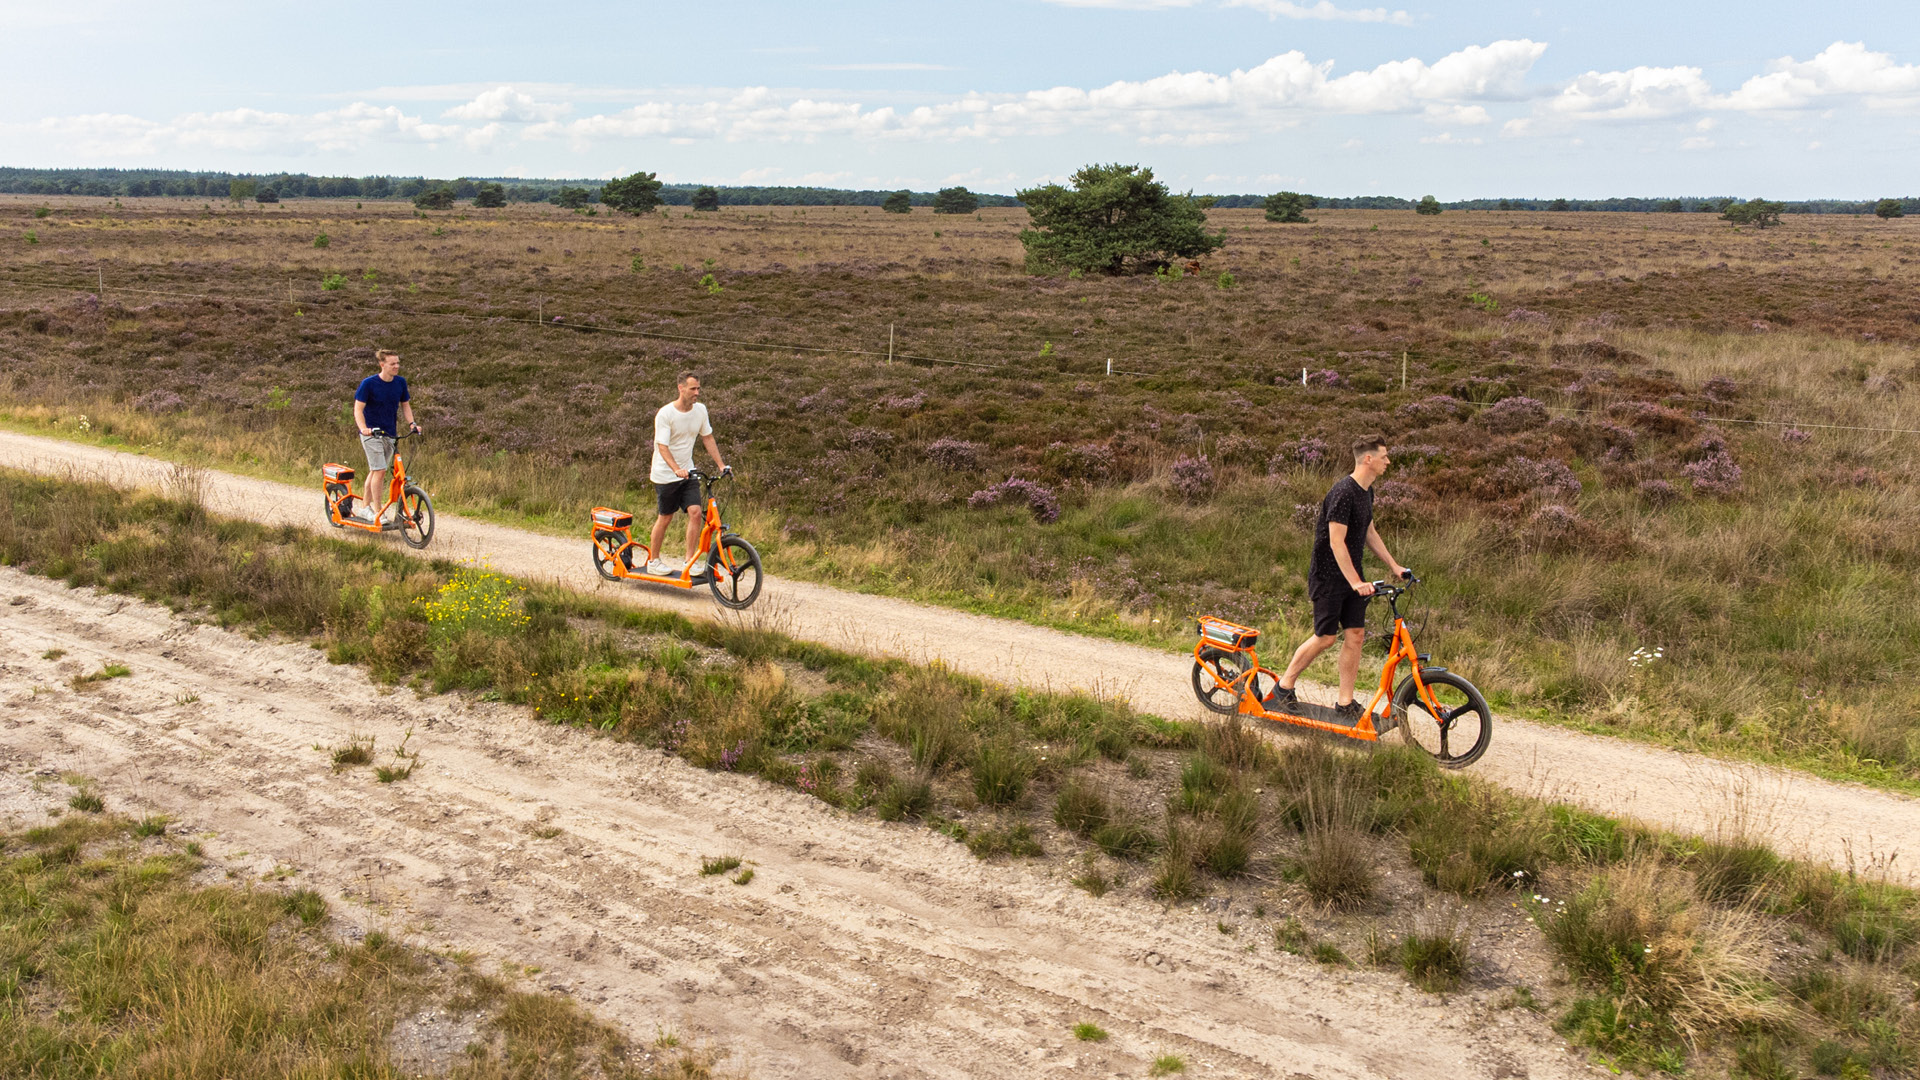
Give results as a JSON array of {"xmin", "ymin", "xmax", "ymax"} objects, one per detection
[{"xmin": 2, "ymin": 196, "xmax": 1918, "ymax": 792}]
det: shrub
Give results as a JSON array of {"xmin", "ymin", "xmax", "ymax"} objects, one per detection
[
  {"xmin": 473, "ymin": 182, "xmax": 506, "ymax": 208},
  {"xmin": 965, "ymin": 821, "xmax": 1042, "ymax": 858},
  {"xmin": 1299, "ymin": 824, "xmax": 1376, "ymax": 908},
  {"xmin": 1481, "ymin": 396, "xmax": 1549, "ymax": 433},
  {"xmin": 932, "ymin": 186, "xmax": 978, "ymax": 215},
  {"xmin": 1691, "ymin": 839, "xmax": 1780, "ymax": 904},
  {"xmin": 1263, "ymin": 191, "xmax": 1310, "ymax": 223},
  {"xmin": 1017, "ymin": 164, "xmax": 1220, "ymax": 275},
  {"xmin": 1875, "ymin": 198, "xmax": 1905, "ymax": 219},
  {"xmin": 691, "ymin": 186, "xmax": 721, "ymax": 212},
  {"xmin": 1498, "ymin": 456, "xmax": 1583, "ymax": 501},
  {"xmin": 1638, "ymin": 478, "xmax": 1678, "ymax": 504},
  {"xmin": 1093, "ymin": 818, "xmax": 1157, "ymax": 860},
  {"xmin": 1684, "ymin": 449, "xmax": 1743, "ymax": 496},
  {"xmin": 418, "ymin": 565, "xmax": 530, "ymax": 639},
  {"xmin": 1268, "ymin": 436, "xmax": 1329, "ymax": 473},
  {"xmin": 1150, "ymin": 822, "xmax": 1200, "ymax": 901},
  {"xmin": 875, "ymin": 776, "xmax": 932, "ymax": 821},
  {"xmin": 312, "ymin": 233, "xmax": 330, "ymax": 248},
  {"xmin": 320, "ymin": 274, "xmax": 346, "ymax": 291},
  {"xmin": 1415, "ymin": 195, "xmax": 1443, "ymax": 216},
  {"xmin": 967, "ymin": 478, "xmax": 1061, "ymax": 524},
  {"xmin": 413, "ymin": 185, "xmax": 456, "ymax": 211},
  {"xmin": 599, "ymin": 171, "xmax": 661, "ymax": 214},
  {"xmin": 881, "ymin": 190, "xmax": 912, "ymax": 214},
  {"xmin": 1399, "ymin": 394, "xmax": 1465, "ymax": 423},
  {"xmin": 925, "ymin": 438, "xmax": 983, "ymax": 471},
  {"xmin": 1169, "ymin": 455, "xmax": 1213, "ymax": 502}
]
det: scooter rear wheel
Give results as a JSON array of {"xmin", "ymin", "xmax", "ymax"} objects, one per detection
[
  {"xmin": 325, "ymin": 491, "xmax": 346, "ymax": 528},
  {"xmin": 591, "ymin": 539, "xmax": 624, "ymax": 581},
  {"xmin": 1192, "ymin": 653, "xmax": 1246, "ymax": 715}
]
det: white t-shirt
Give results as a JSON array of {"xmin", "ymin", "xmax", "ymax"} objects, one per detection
[{"xmin": 651, "ymin": 401, "xmax": 713, "ymax": 483}]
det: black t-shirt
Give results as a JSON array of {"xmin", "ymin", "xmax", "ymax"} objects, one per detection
[{"xmin": 1308, "ymin": 475, "xmax": 1373, "ymax": 592}]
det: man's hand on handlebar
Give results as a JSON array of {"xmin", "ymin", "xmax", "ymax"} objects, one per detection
[
  {"xmin": 719, "ymin": 464, "xmax": 733, "ymax": 478},
  {"xmin": 1351, "ymin": 579, "xmax": 1376, "ymax": 598}
]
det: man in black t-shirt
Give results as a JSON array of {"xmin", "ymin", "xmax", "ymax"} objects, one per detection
[{"xmin": 1267, "ymin": 435, "xmax": 1410, "ymax": 720}]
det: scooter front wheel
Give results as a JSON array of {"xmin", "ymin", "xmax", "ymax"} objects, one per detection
[
  {"xmin": 400, "ymin": 487, "xmax": 435, "ymax": 549},
  {"xmin": 1392, "ymin": 670, "xmax": 1492, "ymax": 768},
  {"xmin": 708, "ymin": 534, "xmax": 763, "ymax": 609}
]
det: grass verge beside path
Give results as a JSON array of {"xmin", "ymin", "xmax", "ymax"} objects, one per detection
[
  {"xmin": 4, "ymin": 469, "xmax": 1918, "ymax": 1077},
  {"xmin": 0, "ymin": 810, "xmax": 719, "ymax": 1078},
  {"xmin": 5, "ymin": 408, "xmax": 1919, "ymax": 802}
]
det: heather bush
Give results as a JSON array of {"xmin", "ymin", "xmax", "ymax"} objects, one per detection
[
  {"xmin": 926, "ymin": 438, "xmax": 983, "ymax": 471},
  {"xmin": 1169, "ymin": 455, "xmax": 1213, "ymax": 502},
  {"xmin": 1684, "ymin": 450, "xmax": 1743, "ymax": 496},
  {"xmin": 1638, "ymin": 479, "xmax": 1679, "ymax": 504},
  {"xmin": 1398, "ymin": 394, "xmax": 1465, "ymax": 423},
  {"xmin": 1268, "ymin": 437, "xmax": 1329, "ymax": 473},
  {"xmin": 1497, "ymin": 457, "xmax": 1583, "ymax": 501},
  {"xmin": 1481, "ymin": 396, "xmax": 1549, "ymax": 433},
  {"xmin": 968, "ymin": 478, "xmax": 1061, "ymax": 524}
]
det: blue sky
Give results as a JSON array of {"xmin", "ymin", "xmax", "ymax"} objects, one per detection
[{"xmin": 5, "ymin": 0, "xmax": 1918, "ymax": 198}]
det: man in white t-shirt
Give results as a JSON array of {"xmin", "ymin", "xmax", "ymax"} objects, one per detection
[{"xmin": 647, "ymin": 371, "xmax": 730, "ymax": 575}]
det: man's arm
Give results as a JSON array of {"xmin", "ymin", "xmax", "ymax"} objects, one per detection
[
  {"xmin": 1364, "ymin": 522, "xmax": 1405, "ymax": 578},
  {"xmin": 1328, "ymin": 522, "xmax": 1374, "ymax": 596},
  {"xmin": 699, "ymin": 433, "xmax": 726, "ymax": 472},
  {"xmin": 400, "ymin": 400, "xmax": 417, "ymax": 430},
  {"xmin": 656, "ymin": 442, "xmax": 687, "ymax": 478},
  {"xmin": 354, "ymin": 399, "xmax": 371, "ymax": 436}
]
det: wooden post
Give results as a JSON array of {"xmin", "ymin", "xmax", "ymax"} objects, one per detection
[
  {"xmin": 537, "ymin": 298, "xmax": 543, "ymax": 326},
  {"xmin": 1106, "ymin": 358, "xmax": 1112, "ymax": 376},
  {"xmin": 97, "ymin": 267, "xmax": 104, "ymax": 296},
  {"xmin": 888, "ymin": 323, "xmax": 894, "ymax": 365},
  {"xmin": 1401, "ymin": 351, "xmax": 1408, "ymax": 390},
  {"xmin": 1302, "ymin": 367, "xmax": 1308, "ymax": 386}
]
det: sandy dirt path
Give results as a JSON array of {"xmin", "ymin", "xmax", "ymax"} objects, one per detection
[
  {"xmin": 0, "ymin": 568, "xmax": 1599, "ymax": 1079},
  {"xmin": 3, "ymin": 429, "xmax": 1914, "ymax": 885}
]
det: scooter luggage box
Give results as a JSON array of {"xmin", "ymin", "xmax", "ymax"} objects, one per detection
[
  {"xmin": 323, "ymin": 463, "xmax": 356, "ymax": 484},
  {"xmin": 591, "ymin": 507, "xmax": 633, "ymax": 530}
]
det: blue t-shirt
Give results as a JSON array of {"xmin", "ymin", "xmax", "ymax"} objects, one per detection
[{"xmin": 355, "ymin": 374, "xmax": 410, "ymax": 436}]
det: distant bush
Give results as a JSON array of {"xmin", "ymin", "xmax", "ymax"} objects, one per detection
[
  {"xmin": 1481, "ymin": 396, "xmax": 1548, "ymax": 433},
  {"xmin": 1875, "ymin": 198, "xmax": 1905, "ymax": 219},
  {"xmin": 312, "ymin": 233, "xmax": 329, "ymax": 249},
  {"xmin": 1722, "ymin": 199, "xmax": 1784, "ymax": 229},
  {"xmin": 1169, "ymin": 455, "xmax": 1213, "ymax": 502},
  {"xmin": 925, "ymin": 438, "xmax": 983, "ymax": 471},
  {"xmin": 254, "ymin": 187, "xmax": 279, "ymax": 204},
  {"xmin": 413, "ymin": 185, "xmax": 456, "ymax": 211},
  {"xmin": 932, "ymin": 186, "xmax": 978, "ymax": 215},
  {"xmin": 554, "ymin": 186, "xmax": 592, "ymax": 209},
  {"xmin": 1415, "ymin": 195, "xmax": 1442, "ymax": 216},
  {"xmin": 691, "ymin": 186, "xmax": 721, "ymax": 212},
  {"xmin": 882, "ymin": 190, "xmax": 912, "ymax": 214},
  {"xmin": 1263, "ymin": 191, "xmax": 1310, "ymax": 223},
  {"xmin": 320, "ymin": 274, "xmax": 346, "ymax": 291},
  {"xmin": 1019, "ymin": 164, "xmax": 1221, "ymax": 275},
  {"xmin": 473, "ymin": 182, "xmax": 506, "ymax": 208}
]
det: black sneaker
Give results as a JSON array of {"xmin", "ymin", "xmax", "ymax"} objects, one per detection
[
  {"xmin": 1262, "ymin": 684, "xmax": 1297, "ymax": 708},
  {"xmin": 1333, "ymin": 700, "xmax": 1363, "ymax": 723}
]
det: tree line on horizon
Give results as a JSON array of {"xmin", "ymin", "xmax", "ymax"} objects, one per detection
[{"xmin": 0, "ymin": 167, "xmax": 1911, "ymax": 217}]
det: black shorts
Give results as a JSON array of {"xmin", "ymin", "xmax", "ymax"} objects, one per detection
[
  {"xmin": 1309, "ymin": 584, "xmax": 1370, "ymax": 638},
  {"xmin": 655, "ymin": 478, "xmax": 702, "ymax": 516}
]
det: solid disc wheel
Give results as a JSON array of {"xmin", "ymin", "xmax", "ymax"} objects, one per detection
[
  {"xmin": 400, "ymin": 488, "xmax": 435, "ymax": 549},
  {"xmin": 1393, "ymin": 670, "xmax": 1493, "ymax": 768},
  {"xmin": 708, "ymin": 534, "xmax": 763, "ymax": 609},
  {"xmin": 592, "ymin": 540, "xmax": 622, "ymax": 581},
  {"xmin": 1192, "ymin": 653, "xmax": 1246, "ymax": 714}
]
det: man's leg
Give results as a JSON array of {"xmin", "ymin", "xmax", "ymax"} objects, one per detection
[
  {"xmin": 363, "ymin": 470, "xmax": 387, "ymax": 511},
  {"xmin": 1334, "ymin": 627, "xmax": 1366, "ymax": 705},
  {"xmin": 649, "ymin": 513, "xmax": 675, "ymax": 562},
  {"xmin": 1279, "ymin": 634, "xmax": 1337, "ymax": 689},
  {"xmin": 684, "ymin": 506, "xmax": 705, "ymax": 565}
]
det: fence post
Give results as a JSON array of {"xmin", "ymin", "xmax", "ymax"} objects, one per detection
[
  {"xmin": 1106, "ymin": 358, "xmax": 1112, "ymax": 376},
  {"xmin": 537, "ymin": 298, "xmax": 542, "ymax": 326},
  {"xmin": 888, "ymin": 323, "xmax": 894, "ymax": 365},
  {"xmin": 97, "ymin": 267, "xmax": 104, "ymax": 296},
  {"xmin": 1402, "ymin": 351, "xmax": 1408, "ymax": 390},
  {"xmin": 1302, "ymin": 367, "xmax": 1308, "ymax": 386}
]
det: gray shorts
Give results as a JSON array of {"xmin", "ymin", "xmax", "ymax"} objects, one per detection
[{"xmin": 360, "ymin": 434, "xmax": 396, "ymax": 471}]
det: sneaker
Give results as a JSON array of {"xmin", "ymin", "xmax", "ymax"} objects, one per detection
[
  {"xmin": 645, "ymin": 557, "xmax": 674, "ymax": 575},
  {"xmin": 379, "ymin": 504, "xmax": 400, "ymax": 524},
  {"xmin": 1333, "ymin": 700, "xmax": 1364, "ymax": 723},
  {"xmin": 351, "ymin": 502, "xmax": 376, "ymax": 522},
  {"xmin": 688, "ymin": 555, "xmax": 710, "ymax": 577},
  {"xmin": 1261, "ymin": 684, "xmax": 1297, "ymax": 709}
]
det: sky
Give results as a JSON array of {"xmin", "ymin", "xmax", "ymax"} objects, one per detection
[{"xmin": 4, "ymin": 0, "xmax": 1918, "ymax": 199}]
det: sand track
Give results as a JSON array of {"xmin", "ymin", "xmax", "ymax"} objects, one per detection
[
  {"xmin": 0, "ymin": 567, "xmax": 1595, "ymax": 1078},
  {"xmin": 2, "ymin": 430, "xmax": 1912, "ymax": 883}
]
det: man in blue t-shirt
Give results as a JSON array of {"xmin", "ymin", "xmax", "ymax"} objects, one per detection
[{"xmin": 351, "ymin": 349, "xmax": 418, "ymax": 521}]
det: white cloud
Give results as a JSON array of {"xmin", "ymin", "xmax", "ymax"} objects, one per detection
[
  {"xmin": 1545, "ymin": 65, "xmax": 1714, "ymax": 120},
  {"xmin": 1224, "ymin": 0, "xmax": 1413, "ymax": 26},
  {"xmin": 1723, "ymin": 41, "xmax": 1920, "ymax": 111},
  {"xmin": 1419, "ymin": 132, "xmax": 1482, "ymax": 145},
  {"xmin": 1680, "ymin": 135, "xmax": 1714, "ymax": 150},
  {"xmin": 443, "ymin": 86, "xmax": 571, "ymax": 122},
  {"xmin": 1424, "ymin": 104, "xmax": 1491, "ymax": 125}
]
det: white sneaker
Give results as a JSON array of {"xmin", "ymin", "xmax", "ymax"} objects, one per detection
[
  {"xmin": 351, "ymin": 503, "xmax": 376, "ymax": 522},
  {"xmin": 645, "ymin": 557, "xmax": 675, "ymax": 575},
  {"xmin": 688, "ymin": 555, "xmax": 711, "ymax": 577},
  {"xmin": 380, "ymin": 504, "xmax": 400, "ymax": 524}
]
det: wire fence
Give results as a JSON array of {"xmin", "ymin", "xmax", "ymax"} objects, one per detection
[{"xmin": 2, "ymin": 266, "xmax": 1915, "ymax": 436}]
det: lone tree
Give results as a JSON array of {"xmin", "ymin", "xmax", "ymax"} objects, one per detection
[
  {"xmin": 691, "ymin": 186, "xmax": 721, "ymax": 212},
  {"xmin": 882, "ymin": 189, "xmax": 913, "ymax": 214},
  {"xmin": 1016, "ymin": 163, "xmax": 1223, "ymax": 276},
  {"xmin": 554, "ymin": 186, "xmax": 592, "ymax": 209},
  {"xmin": 600, "ymin": 171, "xmax": 663, "ymax": 214},
  {"xmin": 1876, "ymin": 198, "xmax": 1906, "ymax": 219},
  {"xmin": 228, "ymin": 179, "xmax": 256, "ymax": 204},
  {"xmin": 1263, "ymin": 191, "xmax": 1310, "ymax": 223},
  {"xmin": 413, "ymin": 184, "xmax": 456, "ymax": 211},
  {"xmin": 1722, "ymin": 198, "xmax": 1785, "ymax": 228},
  {"xmin": 1548, "ymin": 198, "xmax": 1570, "ymax": 212},
  {"xmin": 1415, "ymin": 195, "xmax": 1443, "ymax": 216},
  {"xmin": 932, "ymin": 186, "xmax": 978, "ymax": 215},
  {"xmin": 473, "ymin": 182, "xmax": 507, "ymax": 208},
  {"xmin": 254, "ymin": 187, "xmax": 280, "ymax": 204}
]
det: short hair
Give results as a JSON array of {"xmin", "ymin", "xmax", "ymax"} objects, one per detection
[
  {"xmin": 1351, "ymin": 435, "xmax": 1388, "ymax": 460},
  {"xmin": 375, "ymin": 349, "xmax": 399, "ymax": 362},
  {"xmin": 676, "ymin": 370, "xmax": 699, "ymax": 386}
]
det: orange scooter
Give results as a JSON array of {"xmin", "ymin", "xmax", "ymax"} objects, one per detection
[
  {"xmin": 589, "ymin": 468, "xmax": 764, "ymax": 609},
  {"xmin": 1191, "ymin": 576, "xmax": 1492, "ymax": 768},
  {"xmin": 322, "ymin": 428, "xmax": 436, "ymax": 549}
]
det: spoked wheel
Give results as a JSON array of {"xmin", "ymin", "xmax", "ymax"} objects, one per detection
[
  {"xmin": 591, "ymin": 539, "xmax": 624, "ymax": 581},
  {"xmin": 708, "ymin": 534, "xmax": 763, "ymax": 609},
  {"xmin": 400, "ymin": 487, "xmax": 435, "ymax": 549},
  {"xmin": 325, "ymin": 490, "xmax": 346, "ymax": 528},
  {"xmin": 1192, "ymin": 652, "xmax": 1248, "ymax": 715},
  {"xmin": 1393, "ymin": 671, "xmax": 1493, "ymax": 768}
]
